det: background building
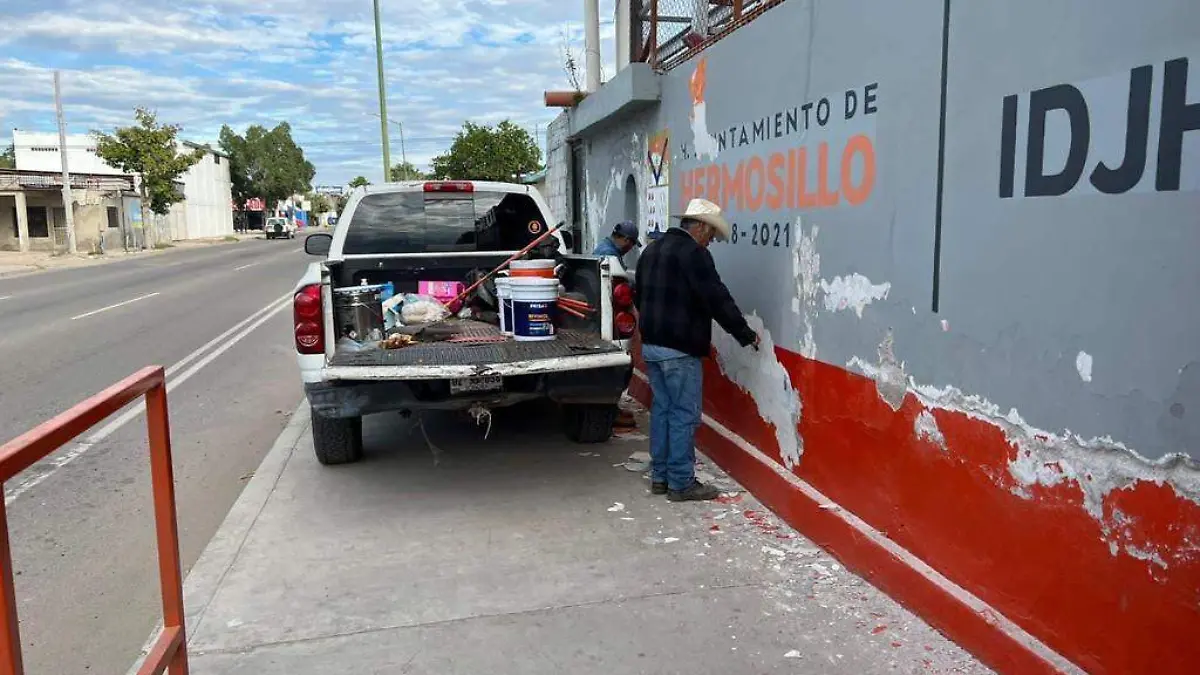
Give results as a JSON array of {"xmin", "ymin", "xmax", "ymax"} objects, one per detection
[
  {"xmin": 6, "ymin": 129, "xmax": 234, "ymax": 250},
  {"xmin": 547, "ymin": 1, "xmax": 1200, "ymax": 672}
]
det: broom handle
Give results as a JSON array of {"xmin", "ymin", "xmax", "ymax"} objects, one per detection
[{"xmin": 447, "ymin": 222, "xmax": 566, "ymax": 307}]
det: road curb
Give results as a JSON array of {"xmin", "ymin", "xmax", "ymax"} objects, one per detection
[{"xmin": 125, "ymin": 400, "xmax": 311, "ymax": 674}]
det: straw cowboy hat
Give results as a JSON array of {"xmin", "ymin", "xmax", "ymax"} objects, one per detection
[{"xmin": 673, "ymin": 198, "xmax": 732, "ymax": 241}]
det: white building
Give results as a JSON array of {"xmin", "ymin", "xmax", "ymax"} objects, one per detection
[
  {"xmin": 13, "ymin": 130, "xmax": 123, "ymax": 176},
  {"xmin": 10, "ymin": 130, "xmax": 234, "ymax": 244},
  {"xmin": 178, "ymin": 141, "xmax": 234, "ymax": 240}
]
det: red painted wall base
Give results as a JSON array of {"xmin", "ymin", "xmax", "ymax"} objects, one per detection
[{"xmin": 629, "ymin": 343, "xmax": 1200, "ymax": 675}]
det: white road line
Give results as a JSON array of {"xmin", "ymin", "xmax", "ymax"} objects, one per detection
[
  {"xmin": 5, "ymin": 293, "xmax": 294, "ymax": 505},
  {"xmin": 234, "ymin": 262, "xmax": 259, "ymax": 271},
  {"xmin": 71, "ymin": 292, "xmax": 161, "ymax": 321},
  {"xmin": 0, "ymin": 295, "xmax": 11, "ymax": 301}
]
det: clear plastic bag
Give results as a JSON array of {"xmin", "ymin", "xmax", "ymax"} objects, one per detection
[{"xmin": 400, "ymin": 294, "xmax": 449, "ymax": 325}]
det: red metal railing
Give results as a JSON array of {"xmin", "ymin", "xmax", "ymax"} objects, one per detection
[
  {"xmin": 634, "ymin": 0, "xmax": 784, "ymax": 71},
  {"xmin": 0, "ymin": 367, "xmax": 187, "ymax": 675}
]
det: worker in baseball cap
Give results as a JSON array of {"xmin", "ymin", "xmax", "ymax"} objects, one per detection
[{"xmin": 592, "ymin": 220, "xmax": 641, "ymax": 261}]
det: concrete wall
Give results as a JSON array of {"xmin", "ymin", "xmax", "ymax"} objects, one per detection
[
  {"xmin": 0, "ymin": 191, "xmax": 122, "ymax": 253},
  {"xmin": 563, "ymin": 1, "xmax": 1200, "ymax": 672}
]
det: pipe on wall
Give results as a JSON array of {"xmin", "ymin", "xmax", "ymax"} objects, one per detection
[{"xmin": 584, "ymin": 0, "xmax": 602, "ymax": 91}]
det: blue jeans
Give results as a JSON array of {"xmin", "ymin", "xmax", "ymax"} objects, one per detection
[{"xmin": 644, "ymin": 350, "xmax": 703, "ymax": 491}]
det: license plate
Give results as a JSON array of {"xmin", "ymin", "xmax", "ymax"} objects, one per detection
[{"xmin": 449, "ymin": 375, "xmax": 502, "ymax": 394}]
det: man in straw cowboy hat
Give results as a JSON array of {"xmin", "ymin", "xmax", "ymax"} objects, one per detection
[{"xmin": 633, "ymin": 198, "xmax": 760, "ymax": 502}]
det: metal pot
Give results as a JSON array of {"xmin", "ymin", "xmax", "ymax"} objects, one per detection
[{"xmin": 334, "ymin": 285, "xmax": 385, "ymax": 342}]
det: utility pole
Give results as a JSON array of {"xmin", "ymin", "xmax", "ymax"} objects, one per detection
[
  {"xmin": 398, "ymin": 120, "xmax": 407, "ymax": 166},
  {"xmin": 54, "ymin": 71, "xmax": 78, "ymax": 255},
  {"xmin": 372, "ymin": 0, "xmax": 392, "ymax": 181}
]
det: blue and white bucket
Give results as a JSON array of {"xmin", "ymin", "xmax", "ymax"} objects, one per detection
[
  {"xmin": 494, "ymin": 276, "xmax": 514, "ymax": 336},
  {"xmin": 509, "ymin": 277, "xmax": 559, "ymax": 342}
]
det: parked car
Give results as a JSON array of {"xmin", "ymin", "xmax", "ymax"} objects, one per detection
[
  {"xmin": 293, "ymin": 180, "xmax": 636, "ymax": 465},
  {"xmin": 265, "ymin": 217, "xmax": 295, "ymax": 240}
]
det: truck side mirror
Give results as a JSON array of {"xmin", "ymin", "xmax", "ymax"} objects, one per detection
[{"xmin": 305, "ymin": 232, "xmax": 332, "ymax": 256}]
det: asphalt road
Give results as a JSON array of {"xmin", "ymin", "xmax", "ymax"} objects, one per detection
[{"xmin": 0, "ymin": 236, "xmax": 315, "ymax": 674}]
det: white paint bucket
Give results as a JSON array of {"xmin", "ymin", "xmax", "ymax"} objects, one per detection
[
  {"xmin": 494, "ymin": 276, "xmax": 513, "ymax": 336},
  {"xmin": 510, "ymin": 259, "xmax": 559, "ymax": 279},
  {"xmin": 509, "ymin": 277, "xmax": 559, "ymax": 342}
]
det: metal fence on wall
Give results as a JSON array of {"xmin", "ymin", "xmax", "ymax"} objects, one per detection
[{"xmin": 634, "ymin": 0, "xmax": 782, "ymax": 71}]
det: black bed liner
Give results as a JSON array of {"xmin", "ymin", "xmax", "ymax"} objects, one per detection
[{"xmin": 328, "ymin": 321, "xmax": 621, "ymax": 368}]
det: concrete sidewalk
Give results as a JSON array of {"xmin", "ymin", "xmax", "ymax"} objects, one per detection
[{"xmin": 133, "ymin": 401, "xmax": 990, "ymax": 674}]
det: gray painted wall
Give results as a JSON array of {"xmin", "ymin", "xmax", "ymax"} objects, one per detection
[{"xmin": 567, "ymin": 0, "xmax": 1200, "ymax": 462}]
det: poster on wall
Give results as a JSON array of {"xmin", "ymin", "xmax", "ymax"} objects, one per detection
[{"xmin": 646, "ymin": 130, "xmax": 671, "ymax": 239}]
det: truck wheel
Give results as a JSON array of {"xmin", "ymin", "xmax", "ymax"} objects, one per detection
[
  {"xmin": 311, "ymin": 410, "xmax": 363, "ymax": 465},
  {"xmin": 563, "ymin": 404, "xmax": 618, "ymax": 444}
]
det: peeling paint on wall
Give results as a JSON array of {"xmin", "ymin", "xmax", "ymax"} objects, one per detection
[
  {"xmin": 1076, "ymin": 351, "xmax": 1093, "ymax": 383},
  {"xmin": 820, "ymin": 273, "xmax": 892, "ymax": 318},
  {"xmin": 790, "ymin": 219, "xmax": 820, "ymax": 359},
  {"xmin": 712, "ymin": 313, "xmax": 804, "ymax": 468},
  {"xmin": 847, "ymin": 335, "xmax": 1200, "ymax": 571},
  {"xmin": 914, "ymin": 410, "xmax": 947, "ymax": 451},
  {"xmin": 688, "ymin": 58, "xmax": 720, "ymax": 161},
  {"xmin": 847, "ymin": 330, "xmax": 907, "ymax": 412}
]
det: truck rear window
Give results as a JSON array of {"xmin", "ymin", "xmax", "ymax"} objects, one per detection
[{"xmin": 342, "ymin": 190, "xmax": 548, "ymax": 254}]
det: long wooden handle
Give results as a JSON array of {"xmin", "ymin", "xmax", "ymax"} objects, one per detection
[{"xmin": 447, "ymin": 222, "xmax": 565, "ymax": 308}]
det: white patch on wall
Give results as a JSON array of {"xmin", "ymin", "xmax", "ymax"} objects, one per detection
[
  {"xmin": 914, "ymin": 410, "xmax": 947, "ymax": 452},
  {"xmin": 585, "ymin": 134, "xmax": 646, "ymax": 251},
  {"xmin": 846, "ymin": 336, "xmax": 1200, "ymax": 572},
  {"xmin": 847, "ymin": 330, "xmax": 907, "ymax": 411},
  {"xmin": 1076, "ymin": 351, "xmax": 1093, "ymax": 383},
  {"xmin": 820, "ymin": 273, "xmax": 892, "ymax": 318},
  {"xmin": 790, "ymin": 219, "xmax": 820, "ymax": 359},
  {"xmin": 711, "ymin": 313, "xmax": 804, "ymax": 468},
  {"xmin": 691, "ymin": 101, "xmax": 720, "ymax": 161}
]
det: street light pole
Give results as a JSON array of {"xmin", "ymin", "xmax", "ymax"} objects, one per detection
[{"xmin": 372, "ymin": 0, "xmax": 392, "ymax": 181}]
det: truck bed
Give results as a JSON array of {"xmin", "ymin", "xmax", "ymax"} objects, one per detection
[{"xmin": 328, "ymin": 321, "xmax": 622, "ymax": 368}]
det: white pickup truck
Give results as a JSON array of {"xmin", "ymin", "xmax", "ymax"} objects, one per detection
[{"xmin": 293, "ymin": 180, "xmax": 636, "ymax": 465}]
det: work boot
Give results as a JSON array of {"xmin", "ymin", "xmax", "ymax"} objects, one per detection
[
  {"xmin": 667, "ymin": 480, "xmax": 720, "ymax": 502},
  {"xmin": 650, "ymin": 481, "xmax": 668, "ymax": 495}
]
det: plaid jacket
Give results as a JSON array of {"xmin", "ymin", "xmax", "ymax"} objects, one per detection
[{"xmin": 633, "ymin": 228, "xmax": 757, "ymax": 358}]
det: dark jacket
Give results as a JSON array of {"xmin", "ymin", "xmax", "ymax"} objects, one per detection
[{"xmin": 633, "ymin": 228, "xmax": 757, "ymax": 358}]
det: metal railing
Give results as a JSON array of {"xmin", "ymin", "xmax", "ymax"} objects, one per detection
[
  {"xmin": 634, "ymin": 0, "xmax": 783, "ymax": 71},
  {"xmin": 0, "ymin": 367, "xmax": 188, "ymax": 675}
]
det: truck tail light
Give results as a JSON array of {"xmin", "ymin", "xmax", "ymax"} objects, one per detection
[
  {"xmin": 612, "ymin": 279, "xmax": 636, "ymax": 338},
  {"xmin": 615, "ymin": 311, "xmax": 637, "ymax": 338},
  {"xmin": 294, "ymin": 284, "xmax": 324, "ymax": 354},
  {"xmin": 423, "ymin": 181, "xmax": 474, "ymax": 193}
]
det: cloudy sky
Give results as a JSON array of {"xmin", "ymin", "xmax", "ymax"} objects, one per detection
[{"xmin": 0, "ymin": 0, "xmax": 617, "ymax": 185}]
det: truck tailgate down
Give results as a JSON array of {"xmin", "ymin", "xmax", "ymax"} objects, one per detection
[{"xmin": 324, "ymin": 325, "xmax": 629, "ymax": 381}]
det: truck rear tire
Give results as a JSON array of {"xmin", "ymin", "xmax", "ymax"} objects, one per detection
[
  {"xmin": 312, "ymin": 410, "xmax": 363, "ymax": 465},
  {"xmin": 563, "ymin": 404, "xmax": 618, "ymax": 444}
]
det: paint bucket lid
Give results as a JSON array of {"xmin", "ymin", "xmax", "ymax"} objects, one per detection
[{"xmin": 511, "ymin": 259, "xmax": 556, "ymax": 269}]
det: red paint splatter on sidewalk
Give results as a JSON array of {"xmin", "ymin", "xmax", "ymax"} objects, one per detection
[{"xmin": 872, "ymin": 625, "xmax": 888, "ymax": 635}]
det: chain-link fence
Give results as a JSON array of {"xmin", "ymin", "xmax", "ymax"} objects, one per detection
[{"xmin": 633, "ymin": 0, "xmax": 776, "ymax": 70}]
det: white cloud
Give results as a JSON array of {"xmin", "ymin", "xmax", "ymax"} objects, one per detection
[{"xmin": 0, "ymin": 0, "xmax": 619, "ymax": 184}]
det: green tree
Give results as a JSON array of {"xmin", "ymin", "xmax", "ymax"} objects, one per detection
[
  {"xmin": 348, "ymin": 176, "xmax": 371, "ymax": 188},
  {"xmin": 0, "ymin": 143, "xmax": 14, "ymax": 169},
  {"xmin": 93, "ymin": 108, "xmax": 204, "ymax": 216},
  {"xmin": 309, "ymin": 192, "xmax": 333, "ymax": 214},
  {"xmin": 429, "ymin": 120, "xmax": 541, "ymax": 182},
  {"xmin": 220, "ymin": 122, "xmax": 315, "ymax": 212},
  {"xmin": 389, "ymin": 161, "xmax": 424, "ymax": 181}
]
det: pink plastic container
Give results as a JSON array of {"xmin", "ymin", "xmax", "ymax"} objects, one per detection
[{"xmin": 418, "ymin": 280, "xmax": 464, "ymax": 304}]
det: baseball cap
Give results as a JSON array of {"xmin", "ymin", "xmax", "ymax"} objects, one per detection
[{"xmin": 613, "ymin": 221, "xmax": 641, "ymax": 246}]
